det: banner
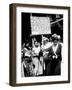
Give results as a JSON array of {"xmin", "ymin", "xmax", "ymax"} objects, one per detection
[{"xmin": 30, "ymin": 16, "xmax": 51, "ymax": 35}]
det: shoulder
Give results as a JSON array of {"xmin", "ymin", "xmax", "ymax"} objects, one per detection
[
  {"xmin": 47, "ymin": 46, "xmax": 52, "ymax": 51},
  {"xmin": 58, "ymin": 43, "xmax": 62, "ymax": 48}
]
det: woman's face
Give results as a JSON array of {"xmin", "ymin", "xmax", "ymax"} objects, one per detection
[
  {"xmin": 35, "ymin": 41, "xmax": 39, "ymax": 47},
  {"xmin": 53, "ymin": 40, "xmax": 58, "ymax": 46},
  {"xmin": 26, "ymin": 43, "xmax": 29, "ymax": 47}
]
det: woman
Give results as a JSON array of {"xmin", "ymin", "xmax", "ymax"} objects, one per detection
[
  {"xmin": 46, "ymin": 34, "xmax": 62, "ymax": 75},
  {"xmin": 21, "ymin": 43, "xmax": 33, "ymax": 77},
  {"xmin": 32, "ymin": 41, "xmax": 43, "ymax": 76}
]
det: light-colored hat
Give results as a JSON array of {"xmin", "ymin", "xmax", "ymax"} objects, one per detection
[
  {"xmin": 42, "ymin": 36, "xmax": 49, "ymax": 41},
  {"xmin": 52, "ymin": 33, "xmax": 59, "ymax": 41},
  {"xmin": 58, "ymin": 35, "xmax": 61, "ymax": 39},
  {"xmin": 52, "ymin": 33, "xmax": 58, "ymax": 38}
]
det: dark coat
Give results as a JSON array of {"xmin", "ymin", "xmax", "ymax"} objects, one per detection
[
  {"xmin": 47, "ymin": 43, "xmax": 62, "ymax": 61},
  {"xmin": 45, "ymin": 43, "xmax": 62, "ymax": 75}
]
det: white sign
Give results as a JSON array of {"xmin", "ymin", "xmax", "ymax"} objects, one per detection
[{"xmin": 30, "ymin": 16, "xmax": 51, "ymax": 35}]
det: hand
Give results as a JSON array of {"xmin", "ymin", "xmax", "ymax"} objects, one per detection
[
  {"xmin": 52, "ymin": 55, "xmax": 56, "ymax": 59},
  {"xmin": 56, "ymin": 55, "xmax": 58, "ymax": 59}
]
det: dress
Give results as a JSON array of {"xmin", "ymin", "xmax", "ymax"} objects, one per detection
[{"xmin": 32, "ymin": 46, "xmax": 43, "ymax": 76}]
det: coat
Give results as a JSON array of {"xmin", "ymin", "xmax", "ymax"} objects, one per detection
[
  {"xmin": 47, "ymin": 43, "xmax": 62, "ymax": 61},
  {"xmin": 45, "ymin": 43, "xmax": 62, "ymax": 75}
]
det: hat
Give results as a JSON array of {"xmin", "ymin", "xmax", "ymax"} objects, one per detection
[
  {"xmin": 52, "ymin": 33, "xmax": 59, "ymax": 41},
  {"xmin": 58, "ymin": 35, "xmax": 61, "ymax": 39},
  {"xmin": 42, "ymin": 36, "xmax": 49, "ymax": 41}
]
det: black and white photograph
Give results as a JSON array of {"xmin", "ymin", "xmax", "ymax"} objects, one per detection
[
  {"xmin": 21, "ymin": 13, "xmax": 63, "ymax": 77},
  {"xmin": 10, "ymin": 4, "xmax": 70, "ymax": 86}
]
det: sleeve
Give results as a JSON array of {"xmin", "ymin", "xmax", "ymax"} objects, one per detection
[{"xmin": 57, "ymin": 44, "xmax": 62, "ymax": 61}]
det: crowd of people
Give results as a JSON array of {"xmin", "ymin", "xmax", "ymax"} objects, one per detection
[{"xmin": 21, "ymin": 34, "xmax": 62, "ymax": 77}]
